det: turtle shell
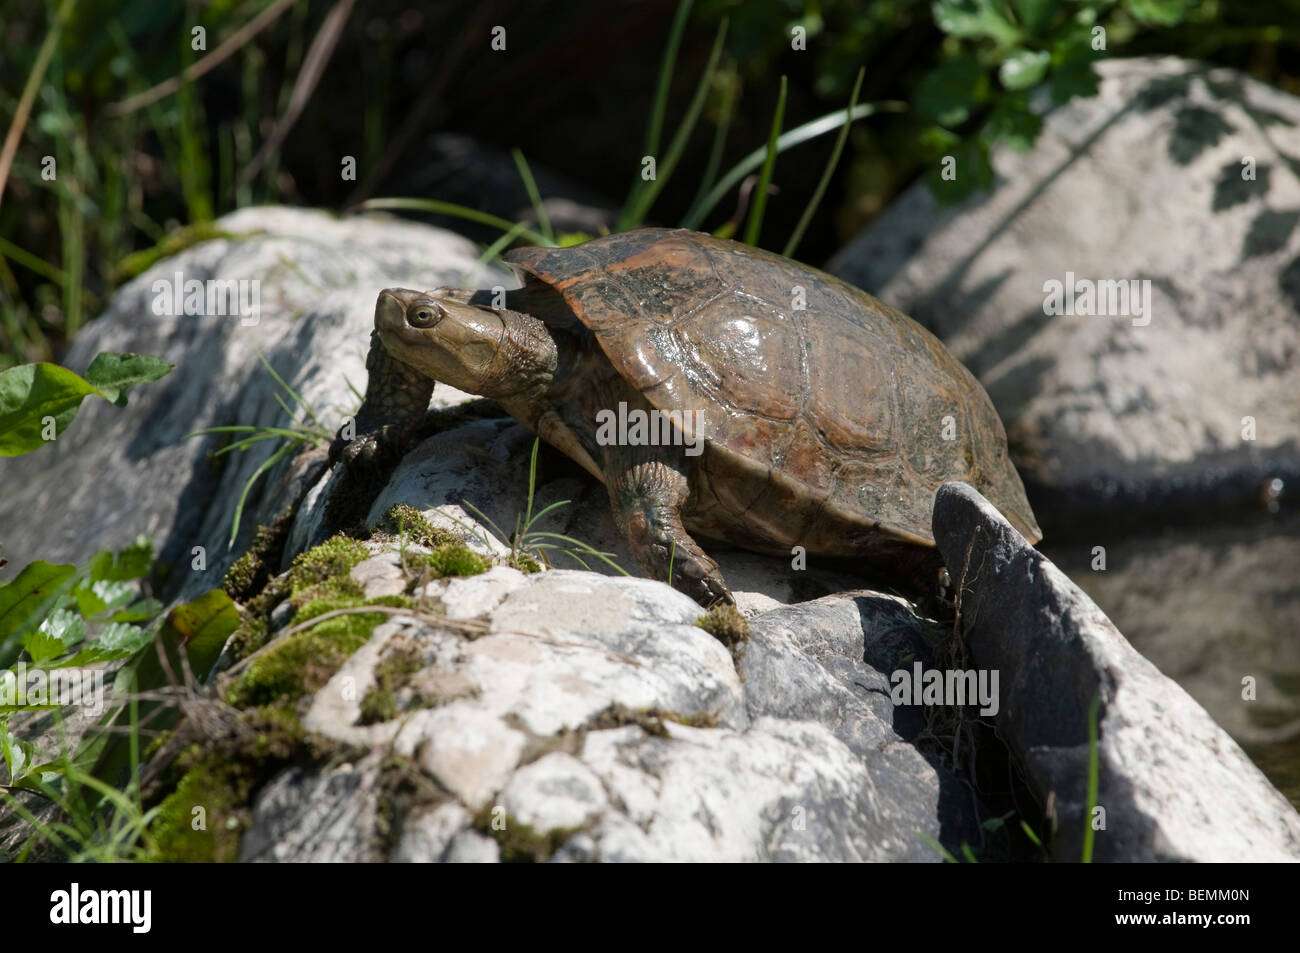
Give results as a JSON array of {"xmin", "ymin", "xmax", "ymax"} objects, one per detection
[{"xmin": 506, "ymin": 227, "xmax": 1041, "ymax": 548}]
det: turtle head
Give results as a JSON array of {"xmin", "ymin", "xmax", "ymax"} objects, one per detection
[{"xmin": 374, "ymin": 288, "xmax": 557, "ymax": 401}]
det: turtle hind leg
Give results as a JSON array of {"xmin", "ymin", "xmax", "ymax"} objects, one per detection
[{"xmin": 607, "ymin": 454, "xmax": 734, "ymax": 608}]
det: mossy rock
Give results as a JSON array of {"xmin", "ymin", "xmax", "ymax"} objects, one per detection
[
  {"xmin": 375, "ymin": 503, "xmax": 458, "ymax": 549},
  {"xmin": 696, "ymin": 604, "xmax": 750, "ymax": 649}
]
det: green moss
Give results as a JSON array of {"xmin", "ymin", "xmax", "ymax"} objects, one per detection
[
  {"xmin": 585, "ymin": 703, "xmax": 717, "ymax": 738},
  {"xmin": 286, "ymin": 534, "xmax": 370, "ymax": 599},
  {"xmin": 145, "ymin": 706, "xmax": 312, "ymax": 862},
  {"xmin": 359, "ymin": 687, "xmax": 398, "ymax": 725},
  {"xmin": 223, "ymin": 550, "xmax": 262, "ymax": 600},
  {"xmin": 696, "ymin": 604, "xmax": 750, "ymax": 651},
  {"xmin": 472, "ymin": 806, "xmax": 583, "ymax": 863},
  {"xmin": 508, "ymin": 552, "xmax": 544, "ymax": 574},
  {"xmin": 222, "ymin": 516, "xmax": 293, "ymax": 604},
  {"xmin": 226, "ymin": 608, "xmax": 382, "ymax": 709},
  {"xmin": 226, "ymin": 615, "xmax": 268, "ymax": 661},
  {"xmin": 148, "ymin": 759, "xmax": 249, "ymax": 862},
  {"xmin": 377, "ymin": 503, "xmax": 457, "ymax": 549},
  {"xmin": 421, "ymin": 543, "xmax": 491, "ymax": 578},
  {"xmin": 358, "ymin": 636, "xmax": 425, "ymax": 725}
]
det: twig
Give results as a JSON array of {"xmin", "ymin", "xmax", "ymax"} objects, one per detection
[
  {"xmin": 0, "ymin": 0, "xmax": 77, "ymax": 209},
  {"xmin": 105, "ymin": 0, "xmax": 297, "ymax": 116},
  {"xmin": 238, "ymin": 0, "xmax": 358, "ymax": 187}
]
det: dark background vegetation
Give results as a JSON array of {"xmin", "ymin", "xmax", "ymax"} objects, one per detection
[{"xmin": 3, "ymin": 0, "xmax": 1300, "ymax": 369}]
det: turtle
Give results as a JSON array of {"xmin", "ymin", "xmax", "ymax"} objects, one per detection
[{"xmin": 331, "ymin": 227, "xmax": 1041, "ymax": 606}]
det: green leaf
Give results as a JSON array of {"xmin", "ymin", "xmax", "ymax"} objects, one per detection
[
  {"xmin": 0, "ymin": 561, "xmax": 76, "ymax": 644},
  {"xmin": 104, "ymin": 597, "xmax": 163, "ymax": 623},
  {"xmin": 1010, "ymin": 0, "xmax": 1055, "ymax": 34},
  {"xmin": 81, "ymin": 353, "xmax": 173, "ymax": 407},
  {"xmin": 1, "ymin": 728, "xmax": 36, "ymax": 785},
  {"xmin": 0, "ymin": 355, "xmax": 172, "ymax": 455},
  {"xmin": 932, "ymin": 0, "xmax": 1021, "ymax": 44},
  {"xmin": 1126, "ymin": 0, "xmax": 1198, "ymax": 27},
  {"xmin": 87, "ymin": 536, "xmax": 153, "ymax": 582},
  {"xmin": 999, "ymin": 49, "xmax": 1050, "ymax": 91},
  {"xmin": 0, "ymin": 363, "xmax": 101, "ymax": 456},
  {"xmin": 22, "ymin": 630, "xmax": 66, "ymax": 665},
  {"xmin": 93, "ymin": 589, "xmax": 240, "ymax": 788},
  {"xmin": 72, "ymin": 578, "xmax": 135, "ymax": 618},
  {"xmin": 915, "ymin": 56, "xmax": 987, "ymax": 129},
  {"xmin": 60, "ymin": 622, "xmax": 151, "ymax": 667},
  {"xmin": 1049, "ymin": 35, "xmax": 1100, "ymax": 104},
  {"xmin": 928, "ymin": 135, "xmax": 995, "ymax": 203},
  {"xmin": 984, "ymin": 94, "xmax": 1044, "ymax": 149},
  {"xmin": 27, "ymin": 607, "xmax": 84, "ymax": 662}
]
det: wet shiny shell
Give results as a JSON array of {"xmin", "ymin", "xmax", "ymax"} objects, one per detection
[{"xmin": 507, "ymin": 228, "xmax": 1041, "ymax": 548}]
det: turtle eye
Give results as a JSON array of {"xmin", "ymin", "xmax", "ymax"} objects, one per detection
[{"xmin": 408, "ymin": 304, "xmax": 441, "ymax": 328}]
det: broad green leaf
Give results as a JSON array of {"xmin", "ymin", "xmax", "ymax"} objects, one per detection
[
  {"xmin": 0, "ymin": 355, "xmax": 172, "ymax": 455},
  {"xmin": 1127, "ymin": 0, "xmax": 1198, "ymax": 27},
  {"xmin": 928, "ymin": 135, "xmax": 994, "ymax": 203},
  {"xmin": 81, "ymin": 353, "xmax": 173, "ymax": 407},
  {"xmin": 1011, "ymin": 0, "xmax": 1055, "ymax": 34},
  {"xmin": 71, "ymin": 577, "xmax": 132, "ymax": 617},
  {"xmin": 0, "ymin": 561, "xmax": 76, "ymax": 643},
  {"xmin": 999, "ymin": 49, "xmax": 1050, "ymax": 91},
  {"xmin": 984, "ymin": 94, "xmax": 1044, "ymax": 149},
  {"xmin": 105, "ymin": 597, "xmax": 163, "ymax": 623},
  {"xmin": 26, "ymin": 607, "xmax": 84, "ymax": 662},
  {"xmin": 1049, "ymin": 35, "xmax": 1101, "ymax": 104},
  {"xmin": 0, "ymin": 363, "xmax": 101, "ymax": 456},
  {"xmin": 60, "ymin": 622, "xmax": 151, "ymax": 667},
  {"xmin": 932, "ymin": 0, "xmax": 1020, "ymax": 44},
  {"xmin": 87, "ymin": 536, "xmax": 153, "ymax": 582},
  {"xmin": 915, "ymin": 56, "xmax": 988, "ymax": 129},
  {"xmin": 22, "ymin": 630, "xmax": 66, "ymax": 664}
]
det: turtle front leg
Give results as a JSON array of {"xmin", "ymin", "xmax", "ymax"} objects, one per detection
[
  {"xmin": 330, "ymin": 329, "xmax": 433, "ymax": 476},
  {"xmin": 607, "ymin": 455, "xmax": 734, "ymax": 608}
]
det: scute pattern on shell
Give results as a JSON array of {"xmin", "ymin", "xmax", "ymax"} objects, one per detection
[{"xmin": 507, "ymin": 228, "xmax": 1041, "ymax": 545}]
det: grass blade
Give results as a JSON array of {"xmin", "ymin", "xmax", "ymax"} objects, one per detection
[
  {"xmin": 686, "ymin": 68, "xmax": 736, "ymax": 225},
  {"xmin": 743, "ymin": 76, "xmax": 787, "ymax": 247},
  {"xmin": 229, "ymin": 442, "xmax": 293, "ymax": 548},
  {"xmin": 782, "ymin": 67, "xmax": 864, "ymax": 258},
  {"xmin": 619, "ymin": 0, "xmax": 695, "ymax": 227},
  {"xmin": 359, "ymin": 198, "xmax": 550, "ymax": 246},
  {"xmin": 511, "ymin": 149, "xmax": 554, "ymax": 245},
  {"xmin": 681, "ymin": 99, "xmax": 904, "ymax": 231},
  {"xmin": 623, "ymin": 18, "xmax": 729, "ymax": 228},
  {"xmin": 1082, "ymin": 693, "xmax": 1101, "ymax": 863}
]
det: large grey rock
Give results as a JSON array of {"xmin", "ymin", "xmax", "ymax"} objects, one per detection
[
  {"xmin": 0, "ymin": 206, "xmax": 494, "ymax": 593},
  {"xmin": 931, "ymin": 481, "xmax": 1300, "ymax": 861},
  {"xmin": 272, "ymin": 555, "xmax": 977, "ymax": 862},
  {"xmin": 829, "ymin": 57, "xmax": 1300, "ymax": 511}
]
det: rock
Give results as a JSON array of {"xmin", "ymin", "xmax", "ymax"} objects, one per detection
[
  {"xmin": 0, "ymin": 206, "xmax": 496, "ymax": 591},
  {"xmin": 276, "ymin": 563, "xmax": 978, "ymax": 862},
  {"xmin": 240, "ymin": 753, "xmax": 385, "ymax": 863},
  {"xmin": 930, "ymin": 481, "xmax": 1300, "ymax": 861},
  {"xmin": 828, "ymin": 57, "xmax": 1300, "ymax": 515}
]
